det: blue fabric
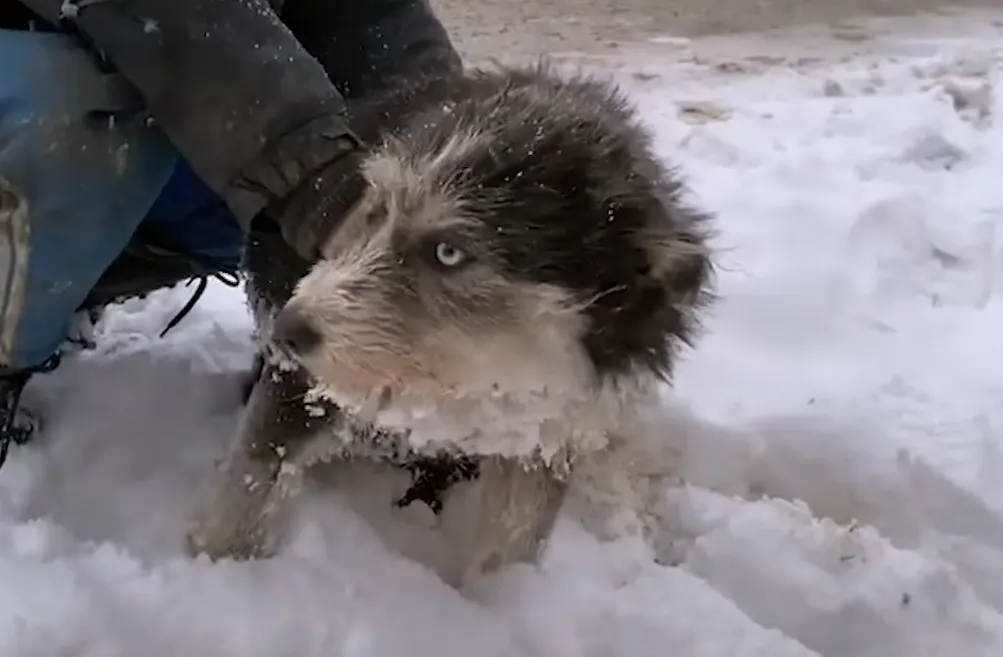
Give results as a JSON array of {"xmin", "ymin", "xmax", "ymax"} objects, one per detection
[
  {"xmin": 143, "ymin": 159, "xmax": 243, "ymax": 269},
  {"xmin": 0, "ymin": 28, "xmax": 179, "ymax": 370},
  {"xmin": 0, "ymin": 28, "xmax": 246, "ymax": 372}
]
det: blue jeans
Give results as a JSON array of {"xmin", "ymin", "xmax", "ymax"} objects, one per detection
[{"xmin": 0, "ymin": 28, "xmax": 242, "ymax": 372}]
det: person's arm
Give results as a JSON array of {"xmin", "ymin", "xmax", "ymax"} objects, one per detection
[
  {"xmin": 15, "ymin": 0, "xmax": 360, "ymax": 239},
  {"xmin": 279, "ymin": 0, "xmax": 461, "ymax": 101},
  {"xmin": 263, "ymin": 0, "xmax": 464, "ymax": 258}
]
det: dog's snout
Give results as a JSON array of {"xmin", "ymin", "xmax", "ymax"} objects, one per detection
[{"xmin": 273, "ymin": 306, "xmax": 322, "ymax": 356}]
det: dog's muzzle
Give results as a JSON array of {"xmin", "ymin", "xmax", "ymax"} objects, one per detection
[{"xmin": 272, "ymin": 305, "xmax": 322, "ymax": 358}]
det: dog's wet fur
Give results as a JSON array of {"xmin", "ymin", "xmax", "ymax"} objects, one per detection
[{"xmin": 186, "ymin": 62, "xmax": 713, "ymax": 588}]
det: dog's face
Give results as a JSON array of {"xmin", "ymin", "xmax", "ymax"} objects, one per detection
[
  {"xmin": 274, "ymin": 145, "xmax": 594, "ymax": 411},
  {"xmin": 271, "ymin": 69, "xmax": 712, "ymax": 414}
]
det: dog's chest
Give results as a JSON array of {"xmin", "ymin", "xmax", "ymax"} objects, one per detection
[{"xmin": 303, "ymin": 385, "xmax": 627, "ymax": 468}]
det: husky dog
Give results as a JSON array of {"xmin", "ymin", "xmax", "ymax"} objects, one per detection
[{"xmin": 185, "ymin": 62, "xmax": 714, "ymax": 588}]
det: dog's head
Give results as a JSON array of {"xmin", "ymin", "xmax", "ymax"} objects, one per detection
[{"xmin": 272, "ymin": 67, "xmax": 713, "ymax": 415}]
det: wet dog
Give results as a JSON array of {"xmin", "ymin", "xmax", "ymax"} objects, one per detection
[{"xmin": 185, "ymin": 63, "xmax": 714, "ymax": 588}]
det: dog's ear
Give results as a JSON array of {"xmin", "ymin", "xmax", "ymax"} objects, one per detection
[
  {"xmin": 623, "ymin": 194, "xmax": 714, "ymax": 380},
  {"xmin": 641, "ymin": 219, "xmax": 712, "ymax": 310}
]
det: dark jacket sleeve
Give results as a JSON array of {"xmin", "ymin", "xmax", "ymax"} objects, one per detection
[
  {"xmin": 279, "ymin": 0, "xmax": 462, "ymax": 101},
  {"xmin": 14, "ymin": 0, "xmax": 360, "ymax": 231},
  {"xmin": 261, "ymin": 0, "xmax": 464, "ymax": 260}
]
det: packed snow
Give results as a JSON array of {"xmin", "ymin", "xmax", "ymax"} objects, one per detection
[{"xmin": 3, "ymin": 12, "xmax": 1003, "ymax": 657}]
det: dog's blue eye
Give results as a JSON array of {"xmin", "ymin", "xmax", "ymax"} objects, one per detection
[{"xmin": 433, "ymin": 242, "xmax": 467, "ymax": 268}]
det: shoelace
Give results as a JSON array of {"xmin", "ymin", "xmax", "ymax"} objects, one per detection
[
  {"xmin": 158, "ymin": 270, "xmax": 241, "ymax": 337},
  {"xmin": 108, "ymin": 240, "xmax": 243, "ymax": 338}
]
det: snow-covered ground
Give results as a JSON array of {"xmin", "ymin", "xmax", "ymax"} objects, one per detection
[{"xmin": 2, "ymin": 14, "xmax": 1003, "ymax": 657}]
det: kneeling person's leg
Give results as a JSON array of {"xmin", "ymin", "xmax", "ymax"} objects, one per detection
[
  {"xmin": 0, "ymin": 28, "xmax": 177, "ymax": 436},
  {"xmin": 0, "ymin": 28, "xmax": 178, "ymax": 370}
]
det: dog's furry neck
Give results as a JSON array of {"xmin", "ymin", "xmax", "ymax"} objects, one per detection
[
  {"xmin": 306, "ymin": 368, "xmax": 663, "ymax": 468},
  {"xmin": 257, "ymin": 297, "xmax": 663, "ymax": 468}
]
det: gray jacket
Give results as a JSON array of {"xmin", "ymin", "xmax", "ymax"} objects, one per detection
[{"xmin": 11, "ymin": 0, "xmax": 460, "ymax": 250}]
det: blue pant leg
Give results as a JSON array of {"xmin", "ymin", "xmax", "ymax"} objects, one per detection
[
  {"xmin": 142, "ymin": 158, "xmax": 244, "ymax": 269},
  {"xmin": 0, "ymin": 29, "xmax": 178, "ymax": 370}
]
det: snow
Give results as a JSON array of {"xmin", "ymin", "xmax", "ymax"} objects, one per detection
[{"xmin": 3, "ymin": 13, "xmax": 1003, "ymax": 657}]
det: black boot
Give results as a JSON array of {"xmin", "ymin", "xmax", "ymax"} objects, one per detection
[
  {"xmin": 0, "ymin": 354, "xmax": 59, "ymax": 469},
  {"xmin": 0, "ymin": 225, "xmax": 242, "ymax": 470}
]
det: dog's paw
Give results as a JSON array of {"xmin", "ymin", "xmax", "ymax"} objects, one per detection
[
  {"xmin": 183, "ymin": 463, "xmax": 300, "ymax": 563},
  {"xmin": 183, "ymin": 514, "xmax": 274, "ymax": 562},
  {"xmin": 183, "ymin": 479, "xmax": 278, "ymax": 562}
]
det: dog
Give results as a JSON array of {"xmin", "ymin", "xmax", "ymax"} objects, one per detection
[{"xmin": 184, "ymin": 62, "xmax": 714, "ymax": 588}]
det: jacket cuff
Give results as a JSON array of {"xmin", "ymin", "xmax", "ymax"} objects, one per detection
[{"xmin": 224, "ymin": 110, "xmax": 361, "ymax": 229}]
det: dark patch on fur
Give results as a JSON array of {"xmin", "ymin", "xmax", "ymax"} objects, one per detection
[
  {"xmin": 240, "ymin": 351, "xmax": 266, "ymax": 406},
  {"xmin": 394, "ymin": 455, "xmax": 480, "ymax": 514}
]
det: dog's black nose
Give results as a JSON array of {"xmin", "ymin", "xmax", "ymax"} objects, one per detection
[{"xmin": 273, "ymin": 306, "xmax": 322, "ymax": 356}]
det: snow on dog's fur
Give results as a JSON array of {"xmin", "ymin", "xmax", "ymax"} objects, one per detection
[{"xmin": 185, "ymin": 62, "xmax": 714, "ymax": 589}]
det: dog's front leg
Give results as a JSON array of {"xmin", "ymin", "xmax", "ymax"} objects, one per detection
[
  {"xmin": 185, "ymin": 361, "xmax": 334, "ymax": 561},
  {"xmin": 443, "ymin": 457, "xmax": 569, "ymax": 588},
  {"xmin": 239, "ymin": 350, "xmax": 265, "ymax": 406}
]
